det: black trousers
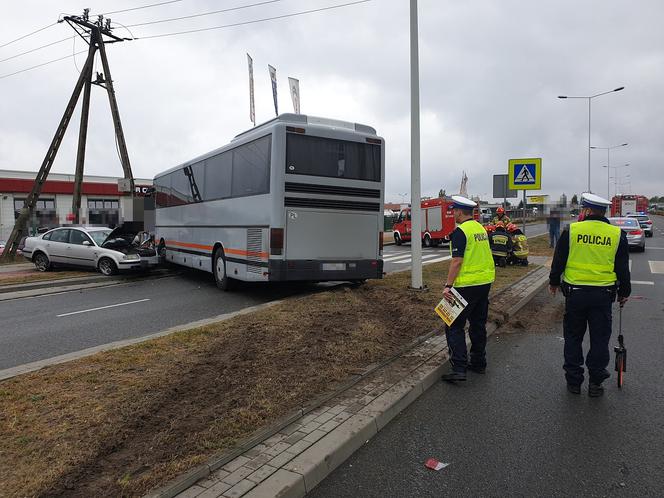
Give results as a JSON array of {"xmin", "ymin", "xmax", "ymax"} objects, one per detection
[
  {"xmin": 563, "ymin": 286, "xmax": 614, "ymax": 385},
  {"xmin": 445, "ymin": 284, "xmax": 491, "ymax": 373}
]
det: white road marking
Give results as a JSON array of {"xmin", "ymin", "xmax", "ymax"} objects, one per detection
[
  {"xmin": 649, "ymin": 261, "xmax": 664, "ymax": 274},
  {"xmin": 629, "ymin": 260, "xmax": 632, "ymax": 271},
  {"xmin": 393, "ymin": 254, "xmax": 447, "ymax": 264},
  {"xmin": 57, "ymin": 298, "xmax": 151, "ymax": 317},
  {"xmin": 632, "ymin": 281, "xmax": 655, "ymax": 285},
  {"xmin": 646, "ymin": 247, "xmax": 664, "ymax": 249},
  {"xmin": 395, "ymin": 255, "xmax": 452, "ymax": 265}
]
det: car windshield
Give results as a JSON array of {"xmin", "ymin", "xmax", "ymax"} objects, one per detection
[
  {"xmin": 88, "ymin": 229, "xmax": 112, "ymax": 246},
  {"xmin": 610, "ymin": 218, "xmax": 638, "ymax": 228}
]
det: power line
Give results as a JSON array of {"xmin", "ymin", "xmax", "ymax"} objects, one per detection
[
  {"xmin": 0, "ymin": 35, "xmax": 75, "ymax": 64},
  {"xmin": 137, "ymin": 0, "xmax": 372, "ymax": 39},
  {"xmin": 126, "ymin": 0, "xmax": 285, "ymax": 27},
  {"xmin": 0, "ymin": 51, "xmax": 88, "ymax": 80},
  {"xmin": 100, "ymin": 0, "xmax": 188, "ymax": 16},
  {"xmin": 0, "ymin": 0, "xmax": 372, "ymax": 80},
  {"xmin": 0, "ymin": 22, "xmax": 58, "ymax": 49}
]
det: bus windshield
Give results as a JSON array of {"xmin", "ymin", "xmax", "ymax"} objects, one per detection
[{"xmin": 286, "ymin": 134, "xmax": 381, "ymax": 182}]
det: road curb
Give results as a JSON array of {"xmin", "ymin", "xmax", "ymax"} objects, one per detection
[{"xmin": 148, "ymin": 267, "xmax": 550, "ymax": 498}]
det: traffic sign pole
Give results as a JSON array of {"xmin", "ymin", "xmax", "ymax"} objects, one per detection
[{"xmin": 522, "ymin": 190, "xmax": 526, "ymax": 235}]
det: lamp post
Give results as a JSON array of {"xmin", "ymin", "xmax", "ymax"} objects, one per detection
[
  {"xmin": 606, "ymin": 164, "xmax": 630, "ymax": 197},
  {"xmin": 409, "ymin": 0, "xmax": 422, "ymax": 289},
  {"xmin": 591, "ymin": 143, "xmax": 628, "ymax": 199},
  {"xmin": 558, "ymin": 86, "xmax": 625, "ymax": 193}
]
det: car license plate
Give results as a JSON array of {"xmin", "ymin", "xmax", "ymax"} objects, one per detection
[{"xmin": 322, "ymin": 263, "xmax": 346, "ymax": 271}]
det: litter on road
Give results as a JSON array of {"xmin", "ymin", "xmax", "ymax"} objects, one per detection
[{"xmin": 425, "ymin": 458, "xmax": 450, "ymax": 471}]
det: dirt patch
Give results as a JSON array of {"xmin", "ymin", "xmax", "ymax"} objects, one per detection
[
  {"xmin": 527, "ymin": 234, "xmax": 555, "ymax": 257},
  {"xmin": 0, "ymin": 269, "xmax": 92, "ymax": 286},
  {"xmin": 0, "ymin": 261, "xmax": 536, "ymax": 497}
]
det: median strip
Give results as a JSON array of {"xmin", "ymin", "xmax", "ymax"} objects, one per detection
[
  {"xmin": 0, "ymin": 261, "xmax": 537, "ymax": 498},
  {"xmin": 56, "ymin": 298, "xmax": 151, "ymax": 317}
]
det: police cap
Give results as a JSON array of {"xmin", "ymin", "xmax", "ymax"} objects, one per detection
[
  {"xmin": 581, "ymin": 193, "xmax": 611, "ymax": 210},
  {"xmin": 451, "ymin": 195, "xmax": 477, "ymax": 211}
]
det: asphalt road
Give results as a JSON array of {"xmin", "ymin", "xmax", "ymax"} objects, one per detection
[
  {"xmin": 311, "ymin": 215, "xmax": 664, "ymax": 498},
  {"xmin": 0, "ymin": 269, "xmax": 324, "ymax": 370},
  {"xmin": 383, "ymin": 222, "xmax": 550, "ymax": 273}
]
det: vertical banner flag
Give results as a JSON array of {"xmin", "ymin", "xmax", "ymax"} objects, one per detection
[
  {"xmin": 288, "ymin": 77, "xmax": 300, "ymax": 114},
  {"xmin": 268, "ymin": 64, "xmax": 278, "ymax": 116},
  {"xmin": 247, "ymin": 54, "xmax": 255, "ymax": 126}
]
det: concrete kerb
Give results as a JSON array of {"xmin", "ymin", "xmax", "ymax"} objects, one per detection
[{"xmin": 149, "ymin": 267, "xmax": 549, "ymax": 498}]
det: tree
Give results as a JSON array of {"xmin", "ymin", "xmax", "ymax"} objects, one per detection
[
  {"xmin": 659, "ymin": 196, "xmax": 664, "ymax": 203},
  {"xmin": 571, "ymin": 194, "xmax": 579, "ymax": 206},
  {"xmin": 650, "ymin": 196, "xmax": 659, "ymax": 203},
  {"xmin": 438, "ymin": 189, "xmax": 446, "ymax": 198}
]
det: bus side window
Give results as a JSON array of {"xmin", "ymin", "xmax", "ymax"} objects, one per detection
[{"xmin": 204, "ymin": 152, "xmax": 233, "ymax": 201}]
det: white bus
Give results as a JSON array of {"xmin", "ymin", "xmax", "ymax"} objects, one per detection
[{"xmin": 153, "ymin": 114, "xmax": 385, "ymax": 290}]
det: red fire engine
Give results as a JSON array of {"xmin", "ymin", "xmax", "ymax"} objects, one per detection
[
  {"xmin": 392, "ymin": 198, "xmax": 479, "ymax": 247},
  {"xmin": 610, "ymin": 195, "xmax": 649, "ymax": 217}
]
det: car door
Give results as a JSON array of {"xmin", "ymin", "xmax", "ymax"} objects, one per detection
[
  {"xmin": 66, "ymin": 229, "xmax": 97, "ymax": 268},
  {"xmin": 46, "ymin": 228, "xmax": 71, "ymax": 263}
]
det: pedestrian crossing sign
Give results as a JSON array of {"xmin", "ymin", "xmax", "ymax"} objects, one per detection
[{"xmin": 508, "ymin": 158, "xmax": 542, "ymax": 190}]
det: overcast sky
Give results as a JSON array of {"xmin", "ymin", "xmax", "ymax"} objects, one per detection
[{"xmin": 1, "ymin": 0, "xmax": 662, "ymax": 203}]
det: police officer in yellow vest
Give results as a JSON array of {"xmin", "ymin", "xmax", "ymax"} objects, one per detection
[
  {"xmin": 549, "ymin": 193, "xmax": 631, "ymax": 397},
  {"xmin": 441, "ymin": 196, "xmax": 496, "ymax": 382}
]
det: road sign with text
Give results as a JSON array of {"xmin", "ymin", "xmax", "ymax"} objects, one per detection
[{"xmin": 508, "ymin": 158, "xmax": 541, "ymax": 190}]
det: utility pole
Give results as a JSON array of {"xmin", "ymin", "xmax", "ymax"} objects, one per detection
[
  {"xmin": 410, "ymin": 0, "xmax": 423, "ymax": 290},
  {"xmin": 1, "ymin": 11, "xmax": 133, "ymax": 260}
]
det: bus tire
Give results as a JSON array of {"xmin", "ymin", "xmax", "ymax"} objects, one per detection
[
  {"xmin": 213, "ymin": 247, "xmax": 233, "ymax": 291},
  {"xmin": 394, "ymin": 233, "xmax": 402, "ymax": 246}
]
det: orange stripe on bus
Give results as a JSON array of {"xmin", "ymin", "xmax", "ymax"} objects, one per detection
[
  {"xmin": 166, "ymin": 240, "xmax": 213, "ymax": 251},
  {"xmin": 166, "ymin": 240, "xmax": 267, "ymax": 260}
]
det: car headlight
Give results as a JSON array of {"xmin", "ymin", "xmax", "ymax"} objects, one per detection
[{"xmin": 123, "ymin": 254, "xmax": 140, "ymax": 260}]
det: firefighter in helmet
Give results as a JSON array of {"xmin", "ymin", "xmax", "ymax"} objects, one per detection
[{"xmin": 492, "ymin": 207, "xmax": 511, "ymax": 225}]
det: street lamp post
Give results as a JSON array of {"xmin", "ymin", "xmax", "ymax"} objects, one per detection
[
  {"xmin": 605, "ymin": 164, "xmax": 630, "ymax": 197},
  {"xmin": 409, "ymin": 0, "xmax": 423, "ymax": 290},
  {"xmin": 558, "ymin": 86, "xmax": 625, "ymax": 193},
  {"xmin": 591, "ymin": 143, "xmax": 628, "ymax": 199}
]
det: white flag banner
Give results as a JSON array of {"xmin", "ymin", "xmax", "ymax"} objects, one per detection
[
  {"xmin": 247, "ymin": 54, "xmax": 255, "ymax": 125},
  {"xmin": 268, "ymin": 64, "xmax": 278, "ymax": 116},
  {"xmin": 288, "ymin": 77, "xmax": 300, "ymax": 114}
]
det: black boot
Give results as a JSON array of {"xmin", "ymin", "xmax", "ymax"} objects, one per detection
[
  {"xmin": 441, "ymin": 370, "xmax": 467, "ymax": 382},
  {"xmin": 467, "ymin": 364, "xmax": 486, "ymax": 374},
  {"xmin": 567, "ymin": 384, "xmax": 581, "ymax": 394},
  {"xmin": 588, "ymin": 383, "xmax": 604, "ymax": 397}
]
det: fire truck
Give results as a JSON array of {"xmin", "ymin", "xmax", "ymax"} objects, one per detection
[
  {"xmin": 610, "ymin": 195, "xmax": 649, "ymax": 217},
  {"xmin": 392, "ymin": 198, "xmax": 478, "ymax": 247}
]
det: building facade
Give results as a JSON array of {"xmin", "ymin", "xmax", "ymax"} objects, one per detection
[{"xmin": 0, "ymin": 169, "xmax": 153, "ymax": 241}]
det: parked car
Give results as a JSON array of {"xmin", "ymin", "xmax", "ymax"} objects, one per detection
[
  {"xmin": 0, "ymin": 240, "xmax": 5, "ymax": 255},
  {"xmin": 22, "ymin": 226, "xmax": 159, "ymax": 275},
  {"xmin": 608, "ymin": 217, "xmax": 646, "ymax": 252},
  {"xmin": 626, "ymin": 213, "xmax": 654, "ymax": 237}
]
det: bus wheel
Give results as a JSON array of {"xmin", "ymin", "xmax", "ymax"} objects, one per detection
[
  {"xmin": 213, "ymin": 248, "xmax": 233, "ymax": 291},
  {"xmin": 394, "ymin": 233, "xmax": 402, "ymax": 246},
  {"xmin": 423, "ymin": 234, "xmax": 432, "ymax": 247}
]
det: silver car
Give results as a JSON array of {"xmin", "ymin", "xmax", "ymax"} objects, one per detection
[
  {"xmin": 627, "ymin": 214, "xmax": 654, "ymax": 237},
  {"xmin": 22, "ymin": 226, "xmax": 159, "ymax": 275},
  {"xmin": 608, "ymin": 217, "xmax": 646, "ymax": 252}
]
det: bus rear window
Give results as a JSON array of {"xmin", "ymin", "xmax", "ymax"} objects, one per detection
[{"xmin": 286, "ymin": 134, "xmax": 381, "ymax": 182}]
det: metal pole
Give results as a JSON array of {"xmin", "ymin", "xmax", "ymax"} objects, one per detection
[
  {"xmin": 606, "ymin": 149, "xmax": 610, "ymax": 200},
  {"xmin": 587, "ymin": 97, "xmax": 592, "ymax": 192},
  {"xmin": 522, "ymin": 190, "xmax": 526, "ymax": 235},
  {"xmin": 409, "ymin": 0, "xmax": 422, "ymax": 289}
]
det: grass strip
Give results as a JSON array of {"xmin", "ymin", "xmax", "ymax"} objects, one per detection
[{"xmin": 0, "ymin": 261, "xmax": 535, "ymax": 497}]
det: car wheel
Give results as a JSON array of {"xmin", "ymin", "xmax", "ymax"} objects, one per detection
[
  {"xmin": 394, "ymin": 233, "xmax": 402, "ymax": 246},
  {"xmin": 213, "ymin": 247, "xmax": 233, "ymax": 291},
  {"xmin": 640, "ymin": 244, "xmax": 646, "ymax": 252},
  {"xmin": 423, "ymin": 234, "xmax": 432, "ymax": 248},
  {"xmin": 33, "ymin": 252, "xmax": 50, "ymax": 272},
  {"xmin": 98, "ymin": 257, "xmax": 118, "ymax": 276}
]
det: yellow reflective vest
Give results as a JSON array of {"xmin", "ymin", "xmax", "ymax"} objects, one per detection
[
  {"xmin": 452, "ymin": 220, "xmax": 496, "ymax": 287},
  {"xmin": 563, "ymin": 220, "xmax": 621, "ymax": 287}
]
